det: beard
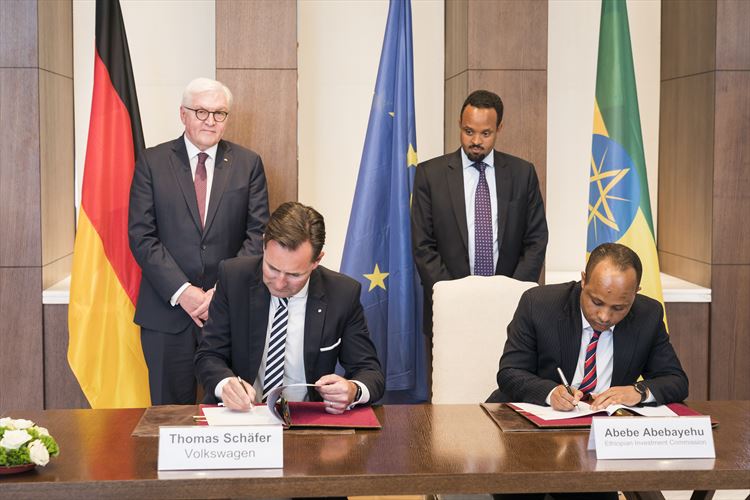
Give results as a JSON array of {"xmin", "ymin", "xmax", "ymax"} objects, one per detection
[{"xmin": 465, "ymin": 147, "xmax": 488, "ymax": 162}]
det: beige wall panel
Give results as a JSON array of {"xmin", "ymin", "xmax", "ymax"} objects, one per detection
[
  {"xmin": 38, "ymin": 0, "xmax": 72, "ymax": 77},
  {"xmin": 710, "ymin": 265, "xmax": 750, "ymax": 400},
  {"xmin": 218, "ymin": 69, "xmax": 297, "ymax": 211},
  {"xmin": 664, "ymin": 302, "xmax": 709, "ymax": 400},
  {"xmin": 43, "ymin": 254, "xmax": 73, "ymax": 290},
  {"xmin": 43, "ymin": 304, "xmax": 89, "ymax": 409},
  {"xmin": 0, "ymin": 69, "xmax": 41, "ymax": 267},
  {"xmin": 657, "ymin": 73, "xmax": 713, "ymax": 267},
  {"xmin": 468, "ymin": 0, "xmax": 547, "ymax": 71},
  {"xmin": 0, "ymin": 267, "xmax": 43, "ymax": 409},
  {"xmin": 658, "ymin": 251, "xmax": 711, "ymax": 289},
  {"xmin": 712, "ymin": 71, "xmax": 750, "ymax": 264},
  {"xmin": 0, "ymin": 0, "xmax": 36, "ymax": 67},
  {"xmin": 444, "ymin": 71, "xmax": 468, "ymax": 154},
  {"xmin": 40, "ymin": 71, "xmax": 75, "ymax": 271},
  {"xmin": 216, "ymin": 0, "xmax": 296, "ymax": 69},
  {"xmin": 445, "ymin": 0, "xmax": 467, "ymax": 79},
  {"xmin": 716, "ymin": 0, "xmax": 750, "ymax": 70},
  {"xmin": 661, "ymin": 0, "xmax": 716, "ymax": 80},
  {"xmin": 469, "ymin": 70, "xmax": 547, "ymax": 197}
]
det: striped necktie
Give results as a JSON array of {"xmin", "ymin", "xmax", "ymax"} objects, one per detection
[
  {"xmin": 194, "ymin": 152, "xmax": 208, "ymax": 228},
  {"xmin": 579, "ymin": 330, "xmax": 602, "ymax": 395},
  {"xmin": 472, "ymin": 161, "xmax": 494, "ymax": 276},
  {"xmin": 262, "ymin": 297, "xmax": 289, "ymax": 401}
]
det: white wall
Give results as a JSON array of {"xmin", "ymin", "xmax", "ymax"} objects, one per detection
[
  {"xmin": 546, "ymin": 0, "xmax": 661, "ymax": 272},
  {"xmin": 73, "ymin": 0, "xmax": 215, "ymax": 209},
  {"xmin": 298, "ymin": 0, "xmax": 445, "ymax": 272}
]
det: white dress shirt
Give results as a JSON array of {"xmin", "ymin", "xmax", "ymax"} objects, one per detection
[{"xmin": 461, "ymin": 149, "xmax": 499, "ymax": 274}]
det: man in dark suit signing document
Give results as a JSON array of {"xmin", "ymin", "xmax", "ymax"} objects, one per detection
[
  {"xmin": 129, "ymin": 77, "xmax": 270, "ymax": 405},
  {"xmin": 196, "ymin": 202, "xmax": 385, "ymax": 412},
  {"xmin": 488, "ymin": 242, "xmax": 688, "ymax": 500},
  {"xmin": 411, "ymin": 89, "xmax": 548, "ymax": 334}
]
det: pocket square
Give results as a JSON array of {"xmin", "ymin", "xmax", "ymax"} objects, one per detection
[{"xmin": 319, "ymin": 338, "xmax": 342, "ymax": 352}]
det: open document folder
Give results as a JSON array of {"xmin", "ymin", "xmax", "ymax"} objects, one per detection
[{"xmin": 200, "ymin": 384, "xmax": 381, "ymax": 429}]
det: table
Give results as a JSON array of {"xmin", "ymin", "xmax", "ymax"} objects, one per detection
[{"xmin": 1, "ymin": 402, "xmax": 748, "ymax": 499}]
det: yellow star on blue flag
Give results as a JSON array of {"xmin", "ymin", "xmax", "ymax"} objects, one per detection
[{"xmin": 363, "ymin": 263, "xmax": 389, "ymax": 291}]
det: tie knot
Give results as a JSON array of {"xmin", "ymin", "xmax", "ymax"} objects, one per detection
[
  {"xmin": 197, "ymin": 152, "xmax": 209, "ymax": 165},
  {"xmin": 472, "ymin": 161, "xmax": 487, "ymax": 173},
  {"xmin": 592, "ymin": 330, "xmax": 602, "ymax": 338},
  {"xmin": 277, "ymin": 297, "xmax": 289, "ymax": 309}
]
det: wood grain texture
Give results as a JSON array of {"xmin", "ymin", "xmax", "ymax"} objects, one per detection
[
  {"xmin": 661, "ymin": 0, "xmax": 716, "ymax": 80},
  {"xmin": 43, "ymin": 304, "xmax": 90, "ymax": 409},
  {"xmin": 657, "ymin": 73, "xmax": 713, "ymax": 267},
  {"xmin": 716, "ymin": 0, "xmax": 750, "ymax": 70},
  {"xmin": 658, "ymin": 250, "xmax": 711, "ymax": 288},
  {"xmin": 469, "ymin": 70, "xmax": 547, "ymax": 198},
  {"xmin": 40, "ymin": 71, "xmax": 75, "ymax": 270},
  {"xmin": 445, "ymin": 0, "xmax": 468, "ymax": 79},
  {"xmin": 37, "ymin": 0, "xmax": 72, "ymax": 77},
  {"xmin": 216, "ymin": 0, "xmax": 296, "ymax": 70},
  {"xmin": 0, "ymin": 267, "xmax": 43, "ymax": 410},
  {"xmin": 0, "ymin": 0, "xmax": 37, "ymax": 67},
  {"xmin": 664, "ymin": 302, "xmax": 709, "ymax": 400},
  {"xmin": 712, "ymin": 71, "xmax": 750, "ymax": 264},
  {"xmin": 217, "ymin": 69, "xmax": 297, "ymax": 211},
  {"xmin": 0, "ymin": 402, "xmax": 749, "ymax": 497},
  {"xmin": 0, "ymin": 69, "xmax": 41, "ymax": 267},
  {"xmin": 710, "ymin": 265, "xmax": 750, "ymax": 400},
  {"xmin": 42, "ymin": 253, "xmax": 72, "ymax": 290},
  {"xmin": 468, "ymin": 0, "xmax": 547, "ymax": 71},
  {"xmin": 443, "ymin": 71, "xmax": 468, "ymax": 154}
]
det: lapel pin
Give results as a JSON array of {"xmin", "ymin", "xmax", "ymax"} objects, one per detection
[
  {"xmin": 317, "ymin": 309, "xmax": 322, "ymax": 313},
  {"xmin": 224, "ymin": 158, "xmax": 228, "ymax": 162}
]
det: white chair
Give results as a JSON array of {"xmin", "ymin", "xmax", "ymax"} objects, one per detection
[{"xmin": 431, "ymin": 275, "xmax": 538, "ymax": 404}]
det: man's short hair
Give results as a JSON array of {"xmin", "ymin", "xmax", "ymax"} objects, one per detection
[
  {"xmin": 461, "ymin": 90, "xmax": 504, "ymax": 126},
  {"xmin": 585, "ymin": 243, "xmax": 643, "ymax": 286},
  {"xmin": 264, "ymin": 202, "xmax": 326, "ymax": 261},
  {"xmin": 181, "ymin": 77, "xmax": 234, "ymax": 109}
]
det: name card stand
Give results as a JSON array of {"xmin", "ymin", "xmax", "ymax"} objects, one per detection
[
  {"xmin": 588, "ymin": 416, "xmax": 715, "ymax": 460},
  {"xmin": 158, "ymin": 425, "xmax": 283, "ymax": 470}
]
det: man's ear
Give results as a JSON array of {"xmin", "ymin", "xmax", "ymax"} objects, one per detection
[
  {"xmin": 311, "ymin": 250, "xmax": 325, "ymax": 270},
  {"xmin": 580, "ymin": 271, "xmax": 586, "ymax": 286}
]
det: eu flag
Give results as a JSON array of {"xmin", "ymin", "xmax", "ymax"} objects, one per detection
[{"xmin": 340, "ymin": 0, "xmax": 427, "ymax": 403}]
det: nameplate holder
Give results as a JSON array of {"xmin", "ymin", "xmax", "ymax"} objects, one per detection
[
  {"xmin": 588, "ymin": 416, "xmax": 715, "ymax": 459},
  {"xmin": 158, "ymin": 425, "xmax": 283, "ymax": 470}
]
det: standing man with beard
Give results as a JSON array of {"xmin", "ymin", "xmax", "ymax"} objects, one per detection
[
  {"xmin": 411, "ymin": 89, "xmax": 548, "ymax": 334},
  {"xmin": 129, "ymin": 77, "xmax": 270, "ymax": 405}
]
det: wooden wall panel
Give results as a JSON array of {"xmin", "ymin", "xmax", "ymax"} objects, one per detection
[
  {"xmin": 43, "ymin": 305, "xmax": 89, "ymax": 409},
  {"xmin": 710, "ymin": 265, "xmax": 750, "ymax": 400},
  {"xmin": 468, "ymin": 0, "xmax": 547, "ymax": 70},
  {"xmin": 661, "ymin": 0, "xmax": 715, "ymax": 80},
  {"xmin": 40, "ymin": 71, "xmax": 75, "ymax": 288},
  {"xmin": 37, "ymin": 0, "xmax": 72, "ymax": 77},
  {"xmin": 0, "ymin": 0, "xmax": 36, "ymax": 67},
  {"xmin": 0, "ymin": 69, "xmax": 41, "ymax": 267},
  {"xmin": 444, "ymin": 70, "xmax": 468, "ymax": 153},
  {"xmin": 445, "ymin": 0, "xmax": 467, "ymax": 79},
  {"xmin": 716, "ymin": 0, "xmax": 750, "ymax": 70},
  {"xmin": 712, "ymin": 71, "xmax": 750, "ymax": 264},
  {"xmin": 217, "ymin": 69, "xmax": 297, "ymax": 212},
  {"xmin": 0, "ymin": 268, "xmax": 43, "ymax": 410},
  {"xmin": 658, "ymin": 251, "xmax": 711, "ymax": 289},
  {"xmin": 469, "ymin": 70, "xmax": 547, "ymax": 197},
  {"xmin": 216, "ymin": 0, "xmax": 296, "ymax": 69},
  {"xmin": 657, "ymin": 73, "xmax": 714, "ymax": 268},
  {"xmin": 665, "ymin": 302, "xmax": 709, "ymax": 400}
]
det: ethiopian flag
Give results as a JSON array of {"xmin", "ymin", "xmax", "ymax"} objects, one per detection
[
  {"xmin": 68, "ymin": 0, "xmax": 150, "ymax": 408},
  {"xmin": 587, "ymin": 0, "xmax": 665, "ymax": 308}
]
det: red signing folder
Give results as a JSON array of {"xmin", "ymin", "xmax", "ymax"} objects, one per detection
[{"xmin": 199, "ymin": 403, "xmax": 381, "ymax": 429}]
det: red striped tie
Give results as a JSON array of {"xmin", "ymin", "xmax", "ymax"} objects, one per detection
[
  {"xmin": 195, "ymin": 152, "xmax": 208, "ymax": 228},
  {"xmin": 579, "ymin": 330, "xmax": 602, "ymax": 395}
]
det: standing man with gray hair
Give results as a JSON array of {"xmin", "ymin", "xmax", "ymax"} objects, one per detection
[{"xmin": 129, "ymin": 77, "xmax": 270, "ymax": 405}]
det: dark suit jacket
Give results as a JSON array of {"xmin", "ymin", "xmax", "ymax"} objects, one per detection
[
  {"xmin": 411, "ymin": 149, "xmax": 548, "ymax": 333},
  {"xmin": 487, "ymin": 281, "xmax": 689, "ymax": 405},
  {"xmin": 195, "ymin": 256, "xmax": 385, "ymax": 403},
  {"xmin": 128, "ymin": 136, "xmax": 269, "ymax": 333}
]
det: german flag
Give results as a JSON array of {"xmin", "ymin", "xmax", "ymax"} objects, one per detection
[{"xmin": 68, "ymin": 0, "xmax": 150, "ymax": 408}]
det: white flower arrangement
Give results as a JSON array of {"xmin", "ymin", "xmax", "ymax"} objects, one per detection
[{"xmin": 0, "ymin": 417, "xmax": 59, "ymax": 467}]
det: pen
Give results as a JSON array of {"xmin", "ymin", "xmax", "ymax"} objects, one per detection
[
  {"xmin": 237, "ymin": 376, "xmax": 250, "ymax": 396},
  {"xmin": 556, "ymin": 367, "xmax": 578, "ymax": 408}
]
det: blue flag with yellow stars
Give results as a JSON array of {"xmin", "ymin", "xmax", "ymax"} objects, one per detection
[{"xmin": 340, "ymin": 0, "xmax": 427, "ymax": 403}]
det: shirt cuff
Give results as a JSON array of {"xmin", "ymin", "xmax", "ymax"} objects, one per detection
[
  {"xmin": 545, "ymin": 387, "xmax": 556, "ymax": 406},
  {"xmin": 643, "ymin": 389, "xmax": 656, "ymax": 404},
  {"xmin": 215, "ymin": 377, "xmax": 232, "ymax": 400},
  {"xmin": 347, "ymin": 380, "xmax": 370, "ymax": 410},
  {"xmin": 170, "ymin": 282, "xmax": 191, "ymax": 306}
]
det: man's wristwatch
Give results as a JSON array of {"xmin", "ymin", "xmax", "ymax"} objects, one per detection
[
  {"xmin": 353, "ymin": 383, "xmax": 363, "ymax": 403},
  {"xmin": 633, "ymin": 381, "xmax": 648, "ymax": 404}
]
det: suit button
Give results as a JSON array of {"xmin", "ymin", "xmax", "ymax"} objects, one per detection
[{"xmin": 201, "ymin": 245, "xmax": 207, "ymax": 250}]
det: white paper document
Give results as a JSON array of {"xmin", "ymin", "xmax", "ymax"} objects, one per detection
[
  {"xmin": 512, "ymin": 402, "xmax": 678, "ymax": 421},
  {"xmin": 202, "ymin": 405, "xmax": 283, "ymax": 426}
]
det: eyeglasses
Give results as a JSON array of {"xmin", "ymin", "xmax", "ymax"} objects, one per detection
[{"xmin": 183, "ymin": 106, "xmax": 229, "ymax": 123}]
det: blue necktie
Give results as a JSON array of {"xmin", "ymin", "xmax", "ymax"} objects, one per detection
[
  {"xmin": 473, "ymin": 162, "xmax": 494, "ymax": 276},
  {"xmin": 262, "ymin": 297, "xmax": 289, "ymax": 401}
]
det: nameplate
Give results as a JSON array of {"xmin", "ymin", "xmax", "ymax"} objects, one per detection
[
  {"xmin": 587, "ymin": 416, "xmax": 715, "ymax": 459},
  {"xmin": 158, "ymin": 425, "xmax": 283, "ymax": 470}
]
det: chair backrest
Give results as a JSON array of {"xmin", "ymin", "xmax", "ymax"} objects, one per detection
[{"xmin": 431, "ymin": 275, "xmax": 537, "ymax": 404}]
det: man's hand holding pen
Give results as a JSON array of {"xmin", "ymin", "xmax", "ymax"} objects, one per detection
[
  {"xmin": 551, "ymin": 384, "xmax": 584, "ymax": 411},
  {"xmin": 221, "ymin": 376, "xmax": 255, "ymax": 411}
]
